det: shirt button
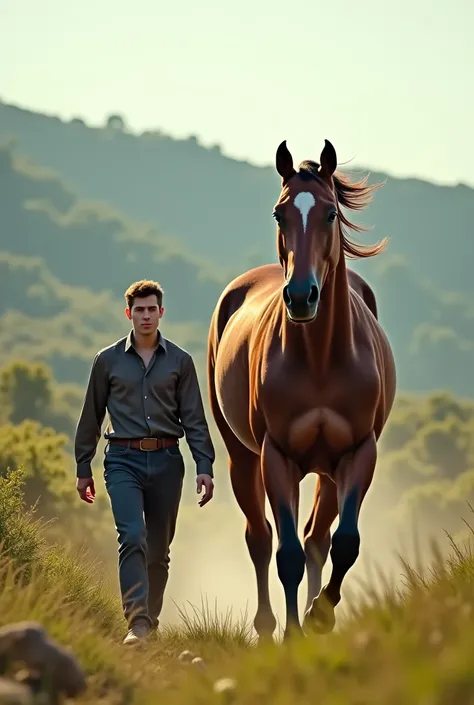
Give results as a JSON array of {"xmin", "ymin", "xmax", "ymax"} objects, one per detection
[
  {"xmin": 147, "ymin": 416, "xmax": 150, "ymax": 419},
  {"xmin": 144, "ymin": 396, "xmax": 147, "ymax": 399}
]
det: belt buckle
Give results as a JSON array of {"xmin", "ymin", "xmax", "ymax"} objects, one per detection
[{"xmin": 140, "ymin": 437, "xmax": 159, "ymax": 451}]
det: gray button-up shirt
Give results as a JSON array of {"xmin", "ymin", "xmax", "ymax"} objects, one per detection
[{"xmin": 74, "ymin": 331, "xmax": 215, "ymax": 479}]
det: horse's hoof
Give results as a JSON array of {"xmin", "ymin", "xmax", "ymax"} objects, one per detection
[
  {"xmin": 254, "ymin": 613, "xmax": 277, "ymax": 645},
  {"xmin": 255, "ymin": 632, "xmax": 275, "ymax": 648},
  {"xmin": 303, "ymin": 591, "xmax": 336, "ymax": 634}
]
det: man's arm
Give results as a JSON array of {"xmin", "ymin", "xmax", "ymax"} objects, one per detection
[
  {"xmin": 74, "ymin": 352, "xmax": 109, "ymax": 479},
  {"xmin": 177, "ymin": 354, "xmax": 215, "ymax": 478}
]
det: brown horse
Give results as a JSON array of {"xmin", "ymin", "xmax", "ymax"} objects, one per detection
[{"xmin": 207, "ymin": 139, "xmax": 396, "ymax": 640}]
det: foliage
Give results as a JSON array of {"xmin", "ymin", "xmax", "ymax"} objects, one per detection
[
  {"xmin": 0, "ymin": 465, "xmax": 42, "ymax": 578},
  {"xmin": 0, "ymin": 357, "xmax": 81, "ymax": 435},
  {"xmin": 0, "ymin": 358, "xmax": 117, "ymax": 556},
  {"xmin": 0, "ymin": 420, "xmax": 71, "ymax": 514}
]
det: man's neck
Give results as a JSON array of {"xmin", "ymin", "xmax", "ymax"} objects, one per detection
[{"xmin": 133, "ymin": 329, "xmax": 159, "ymax": 350}]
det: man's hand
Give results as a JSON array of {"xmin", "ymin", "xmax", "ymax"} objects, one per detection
[
  {"xmin": 196, "ymin": 474, "xmax": 214, "ymax": 507},
  {"xmin": 76, "ymin": 477, "xmax": 96, "ymax": 504}
]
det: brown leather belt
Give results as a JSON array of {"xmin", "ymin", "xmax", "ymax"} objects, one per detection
[{"xmin": 109, "ymin": 437, "xmax": 178, "ymax": 451}]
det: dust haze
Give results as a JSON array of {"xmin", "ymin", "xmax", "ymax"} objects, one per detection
[{"xmin": 94, "ymin": 441, "xmax": 459, "ymax": 632}]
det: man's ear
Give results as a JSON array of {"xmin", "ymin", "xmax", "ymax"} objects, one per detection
[
  {"xmin": 124, "ymin": 307, "xmax": 132, "ymax": 320},
  {"xmin": 159, "ymin": 306, "xmax": 165, "ymax": 318}
]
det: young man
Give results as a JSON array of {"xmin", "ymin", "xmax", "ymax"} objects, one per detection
[{"xmin": 74, "ymin": 279, "xmax": 215, "ymax": 646}]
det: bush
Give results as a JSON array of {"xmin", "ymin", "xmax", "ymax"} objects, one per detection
[{"xmin": 0, "ymin": 465, "xmax": 43, "ymax": 578}]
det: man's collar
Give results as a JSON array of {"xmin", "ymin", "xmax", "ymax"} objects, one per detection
[{"xmin": 125, "ymin": 329, "xmax": 167, "ymax": 353}]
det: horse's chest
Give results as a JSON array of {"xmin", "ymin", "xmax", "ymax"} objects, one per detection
[
  {"xmin": 259, "ymin": 358, "xmax": 357, "ymax": 407},
  {"xmin": 258, "ymin": 356, "xmax": 379, "ymax": 455}
]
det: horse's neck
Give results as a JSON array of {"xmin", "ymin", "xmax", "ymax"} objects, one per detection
[{"xmin": 282, "ymin": 256, "xmax": 353, "ymax": 372}]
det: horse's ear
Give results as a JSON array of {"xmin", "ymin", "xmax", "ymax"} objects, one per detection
[
  {"xmin": 319, "ymin": 139, "xmax": 337, "ymax": 180},
  {"xmin": 276, "ymin": 141, "xmax": 295, "ymax": 184}
]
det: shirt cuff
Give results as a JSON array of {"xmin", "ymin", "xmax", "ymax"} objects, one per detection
[
  {"xmin": 76, "ymin": 463, "xmax": 93, "ymax": 479},
  {"xmin": 196, "ymin": 460, "xmax": 214, "ymax": 478}
]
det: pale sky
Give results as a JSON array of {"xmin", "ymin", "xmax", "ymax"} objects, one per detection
[{"xmin": 2, "ymin": 0, "xmax": 473, "ymax": 186}]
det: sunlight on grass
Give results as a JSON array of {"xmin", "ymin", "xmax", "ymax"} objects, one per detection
[
  {"xmin": 3, "ymin": 465, "xmax": 474, "ymax": 703},
  {"xmin": 162, "ymin": 596, "xmax": 255, "ymax": 649}
]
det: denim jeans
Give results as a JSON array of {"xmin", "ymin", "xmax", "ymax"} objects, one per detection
[{"xmin": 103, "ymin": 441, "xmax": 185, "ymax": 629}]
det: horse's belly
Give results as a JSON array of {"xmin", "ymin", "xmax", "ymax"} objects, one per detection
[{"xmin": 214, "ymin": 323, "xmax": 260, "ymax": 453}]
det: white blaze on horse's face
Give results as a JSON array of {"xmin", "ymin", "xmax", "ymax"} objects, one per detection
[{"xmin": 293, "ymin": 192, "xmax": 316, "ymax": 234}]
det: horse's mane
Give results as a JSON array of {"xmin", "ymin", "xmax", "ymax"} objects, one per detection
[{"xmin": 297, "ymin": 160, "xmax": 388, "ymax": 259}]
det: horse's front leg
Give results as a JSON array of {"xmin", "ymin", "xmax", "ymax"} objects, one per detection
[
  {"xmin": 304, "ymin": 431, "xmax": 377, "ymax": 633},
  {"xmin": 261, "ymin": 434, "xmax": 305, "ymax": 640},
  {"xmin": 303, "ymin": 474, "xmax": 339, "ymax": 613}
]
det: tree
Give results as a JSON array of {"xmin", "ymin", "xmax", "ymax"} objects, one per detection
[
  {"xmin": 0, "ymin": 359, "xmax": 53, "ymax": 426},
  {"xmin": 0, "ymin": 420, "xmax": 114, "ymax": 552},
  {"xmin": 105, "ymin": 114, "xmax": 126, "ymax": 131},
  {"xmin": 0, "ymin": 420, "xmax": 70, "ymax": 515}
]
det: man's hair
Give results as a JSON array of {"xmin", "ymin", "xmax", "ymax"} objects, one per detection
[{"xmin": 124, "ymin": 280, "xmax": 164, "ymax": 309}]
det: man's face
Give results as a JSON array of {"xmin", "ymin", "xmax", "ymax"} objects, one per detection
[{"xmin": 125, "ymin": 294, "xmax": 163, "ymax": 336}]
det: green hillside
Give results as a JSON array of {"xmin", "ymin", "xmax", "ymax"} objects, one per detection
[
  {"xmin": 0, "ymin": 143, "xmax": 233, "ymax": 384},
  {"xmin": 1, "ymin": 107, "xmax": 474, "ymax": 398},
  {"xmin": 1, "ymin": 101, "xmax": 473, "ymax": 295}
]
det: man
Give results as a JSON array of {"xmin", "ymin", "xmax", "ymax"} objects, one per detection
[{"xmin": 74, "ymin": 279, "xmax": 215, "ymax": 646}]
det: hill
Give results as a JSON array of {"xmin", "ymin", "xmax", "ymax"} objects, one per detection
[
  {"xmin": 1, "ymin": 116, "xmax": 474, "ymax": 397},
  {"xmin": 0, "ymin": 143, "xmax": 233, "ymax": 384},
  {"xmin": 1, "ymin": 101, "xmax": 474, "ymax": 295}
]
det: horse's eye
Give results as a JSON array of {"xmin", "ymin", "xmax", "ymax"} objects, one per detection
[{"xmin": 328, "ymin": 210, "xmax": 337, "ymax": 223}]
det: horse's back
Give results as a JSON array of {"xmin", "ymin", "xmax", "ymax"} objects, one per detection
[
  {"xmin": 209, "ymin": 263, "xmax": 283, "ymax": 347},
  {"xmin": 348, "ymin": 269, "xmax": 396, "ymax": 434},
  {"xmin": 347, "ymin": 268, "xmax": 378, "ymax": 320}
]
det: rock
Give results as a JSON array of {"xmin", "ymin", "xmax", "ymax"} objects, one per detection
[
  {"xmin": 191, "ymin": 657, "xmax": 206, "ymax": 671},
  {"xmin": 0, "ymin": 622, "xmax": 86, "ymax": 700},
  {"xmin": 177, "ymin": 650, "xmax": 195, "ymax": 663}
]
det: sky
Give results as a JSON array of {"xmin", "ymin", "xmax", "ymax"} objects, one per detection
[{"xmin": 2, "ymin": 0, "xmax": 473, "ymax": 187}]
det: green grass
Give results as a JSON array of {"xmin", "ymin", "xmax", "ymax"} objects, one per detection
[{"xmin": 2, "ymin": 465, "xmax": 474, "ymax": 704}]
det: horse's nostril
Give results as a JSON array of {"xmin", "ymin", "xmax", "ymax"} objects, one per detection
[
  {"xmin": 283, "ymin": 281, "xmax": 319, "ymax": 308},
  {"xmin": 308, "ymin": 285, "xmax": 319, "ymax": 305}
]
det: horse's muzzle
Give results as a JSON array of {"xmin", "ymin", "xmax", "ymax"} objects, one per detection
[{"xmin": 283, "ymin": 275, "xmax": 320, "ymax": 322}]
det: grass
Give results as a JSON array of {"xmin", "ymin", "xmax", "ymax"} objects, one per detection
[{"xmin": 2, "ymin": 465, "xmax": 474, "ymax": 703}]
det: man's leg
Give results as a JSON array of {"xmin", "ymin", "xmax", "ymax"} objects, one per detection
[
  {"xmin": 144, "ymin": 444, "xmax": 185, "ymax": 629},
  {"xmin": 104, "ymin": 445, "xmax": 152, "ymax": 643}
]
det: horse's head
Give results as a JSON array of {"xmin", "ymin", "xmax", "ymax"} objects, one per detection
[{"xmin": 273, "ymin": 139, "xmax": 340, "ymax": 323}]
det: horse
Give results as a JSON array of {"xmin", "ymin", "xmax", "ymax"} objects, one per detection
[{"xmin": 207, "ymin": 138, "xmax": 396, "ymax": 641}]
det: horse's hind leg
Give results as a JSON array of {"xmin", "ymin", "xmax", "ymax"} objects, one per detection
[
  {"xmin": 207, "ymin": 357, "xmax": 276, "ymax": 639},
  {"xmin": 230, "ymin": 448, "xmax": 277, "ymax": 640},
  {"xmin": 304, "ymin": 432, "xmax": 377, "ymax": 633},
  {"xmin": 261, "ymin": 433, "xmax": 305, "ymax": 640},
  {"xmin": 303, "ymin": 474, "xmax": 338, "ymax": 613}
]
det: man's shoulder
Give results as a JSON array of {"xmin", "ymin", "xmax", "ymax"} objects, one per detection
[
  {"xmin": 162, "ymin": 334, "xmax": 192, "ymax": 360},
  {"xmin": 162, "ymin": 337, "xmax": 193, "ymax": 363},
  {"xmin": 95, "ymin": 336, "xmax": 128, "ymax": 361}
]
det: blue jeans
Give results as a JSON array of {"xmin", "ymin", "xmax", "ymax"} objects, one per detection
[{"xmin": 103, "ymin": 441, "xmax": 185, "ymax": 629}]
